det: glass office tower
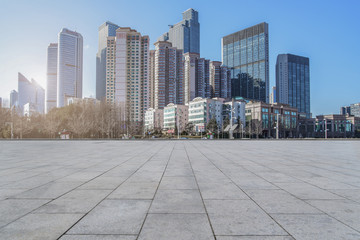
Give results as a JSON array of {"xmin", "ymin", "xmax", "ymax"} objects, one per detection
[
  {"xmin": 222, "ymin": 22, "xmax": 269, "ymax": 103},
  {"xmin": 158, "ymin": 8, "xmax": 200, "ymax": 54},
  {"xmin": 276, "ymin": 54, "xmax": 310, "ymax": 118}
]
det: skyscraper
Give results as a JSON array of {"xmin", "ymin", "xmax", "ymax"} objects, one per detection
[
  {"xmin": 115, "ymin": 27, "xmax": 149, "ymax": 123},
  {"xmin": 183, "ymin": 52, "xmax": 211, "ymax": 104},
  {"xmin": 10, "ymin": 90, "xmax": 18, "ymax": 108},
  {"xmin": 18, "ymin": 73, "xmax": 45, "ymax": 115},
  {"xmin": 57, "ymin": 28, "xmax": 83, "ymax": 108},
  {"xmin": 184, "ymin": 52, "xmax": 199, "ymax": 104},
  {"xmin": 158, "ymin": 8, "xmax": 200, "ymax": 54},
  {"xmin": 96, "ymin": 21, "xmax": 120, "ymax": 101},
  {"xmin": 148, "ymin": 50, "xmax": 156, "ymax": 109},
  {"xmin": 276, "ymin": 54, "xmax": 310, "ymax": 118},
  {"xmin": 105, "ymin": 36, "xmax": 116, "ymax": 104},
  {"xmin": 350, "ymin": 103, "xmax": 360, "ymax": 117},
  {"xmin": 46, "ymin": 43, "xmax": 58, "ymax": 113},
  {"xmin": 154, "ymin": 41, "xmax": 184, "ymax": 109},
  {"xmin": 270, "ymin": 86, "xmax": 276, "ymax": 104},
  {"xmin": 222, "ymin": 22, "xmax": 269, "ymax": 103},
  {"xmin": 209, "ymin": 61, "xmax": 231, "ymax": 99},
  {"xmin": 195, "ymin": 58, "xmax": 210, "ymax": 99}
]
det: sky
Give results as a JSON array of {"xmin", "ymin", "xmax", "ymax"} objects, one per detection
[{"xmin": 0, "ymin": 0, "xmax": 359, "ymax": 115}]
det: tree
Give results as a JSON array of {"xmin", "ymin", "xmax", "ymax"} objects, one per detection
[{"xmin": 207, "ymin": 117, "xmax": 218, "ymax": 133}]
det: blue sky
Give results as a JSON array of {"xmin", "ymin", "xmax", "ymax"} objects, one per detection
[{"xmin": 0, "ymin": 0, "xmax": 359, "ymax": 115}]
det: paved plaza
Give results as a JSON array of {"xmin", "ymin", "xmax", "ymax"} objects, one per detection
[{"xmin": 0, "ymin": 140, "xmax": 359, "ymax": 240}]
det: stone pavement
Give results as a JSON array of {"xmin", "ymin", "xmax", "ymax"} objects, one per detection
[{"xmin": 0, "ymin": 140, "xmax": 359, "ymax": 240}]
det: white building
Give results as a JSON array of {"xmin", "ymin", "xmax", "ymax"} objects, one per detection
[
  {"xmin": 57, "ymin": 28, "xmax": 83, "ymax": 107},
  {"xmin": 46, "ymin": 43, "xmax": 58, "ymax": 113},
  {"xmin": 144, "ymin": 108, "xmax": 164, "ymax": 131},
  {"xmin": 114, "ymin": 27, "xmax": 149, "ymax": 124},
  {"xmin": 18, "ymin": 73, "xmax": 45, "ymax": 115},
  {"xmin": 223, "ymin": 100, "xmax": 246, "ymax": 127},
  {"xmin": 163, "ymin": 103, "xmax": 188, "ymax": 133},
  {"xmin": 188, "ymin": 97, "xmax": 224, "ymax": 133}
]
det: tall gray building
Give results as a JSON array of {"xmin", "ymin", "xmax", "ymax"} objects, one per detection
[
  {"xmin": 222, "ymin": 22, "xmax": 269, "ymax": 103},
  {"xmin": 10, "ymin": 90, "xmax": 18, "ymax": 108},
  {"xmin": 96, "ymin": 21, "xmax": 119, "ymax": 101},
  {"xmin": 57, "ymin": 28, "xmax": 83, "ymax": 108},
  {"xmin": 46, "ymin": 43, "xmax": 58, "ymax": 113},
  {"xmin": 276, "ymin": 54, "xmax": 310, "ymax": 118},
  {"xmin": 154, "ymin": 41, "xmax": 184, "ymax": 109},
  {"xmin": 158, "ymin": 8, "xmax": 200, "ymax": 54}
]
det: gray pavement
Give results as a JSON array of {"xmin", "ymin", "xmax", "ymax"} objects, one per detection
[{"xmin": 0, "ymin": 140, "xmax": 359, "ymax": 240}]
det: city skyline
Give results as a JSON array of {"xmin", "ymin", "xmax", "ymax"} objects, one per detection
[{"xmin": 0, "ymin": 0, "xmax": 359, "ymax": 116}]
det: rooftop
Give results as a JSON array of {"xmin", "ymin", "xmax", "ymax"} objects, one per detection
[{"xmin": 0, "ymin": 140, "xmax": 359, "ymax": 239}]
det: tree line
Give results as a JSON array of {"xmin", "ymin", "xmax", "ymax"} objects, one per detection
[{"xmin": 0, "ymin": 102, "xmax": 143, "ymax": 139}]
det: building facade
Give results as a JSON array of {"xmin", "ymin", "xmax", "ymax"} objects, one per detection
[
  {"xmin": 222, "ymin": 22, "xmax": 269, "ymax": 103},
  {"xmin": 270, "ymin": 86, "xmax": 276, "ymax": 104},
  {"xmin": 184, "ymin": 52, "xmax": 199, "ymax": 104},
  {"xmin": 57, "ymin": 28, "xmax": 83, "ymax": 108},
  {"xmin": 158, "ymin": 8, "xmax": 200, "ymax": 54},
  {"xmin": 154, "ymin": 41, "xmax": 184, "ymax": 109},
  {"xmin": 148, "ymin": 50, "xmax": 156, "ymax": 109},
  {"xmin": 114, "ymin": 27, "xmax": 149, "ymax": 123},
  {"xmin": 316, "ymin": 114, "xmax": 360, "ymax": 138},
  {"xmin": 46, "ymin": 43, "xmax": 58, "ymax": 113},
  {"xmin": 188, "ymin": 97, "xmax": 224, "ymax": 133},
  {"xmin": 209, "ymin": 61, "xmax": 231, "ymax": 99},
  {"xmin": 350, "ymin": 103, "xmax": 360, "ymax": 117},
  {"xmin": 104, "ymin": 36, "xmax": 116, "ymax": 104},
  {"xmin": 223, "ymin": 100, "xmax": 246, "ymax": 127},
  {"xmin": 144, "ymin": 108, "xmax": 164, "ymax": 131},
  {"xmin": 10, "ymin": 90, "xmax": 18, "ymax": 109},
  {"xmin": 96, "ymin": 21, "xmax": 120, "ymax": 101},
  {"xmin": 163, "ymin": 103, "xmax": 188, "ymax": 133},
  {"xmin": 18, "ymin": 73, "xmax": 45, "ymax": 115},
  {"xmin": 276, "ymin": 54, "xmax": 310, "ymax": 118},
  {"xmin": 245, "ymin": 101, "xmax": 298, "ymax": 138},
  {"xmin": 340, "ymin": 106, "xmax": 351, "ymax": 115}
]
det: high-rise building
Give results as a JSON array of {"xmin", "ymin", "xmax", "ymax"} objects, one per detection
[
  {"xmin": 154, "ymin": 41, "xmax": 184, "ymax": 109},
  {"xmin": 114, "ymin": 27, "xmax": 149, "ymax": 123},
  {"xmin": 276, "ymin": 54, "xmax": 310, "ymax": 118},
  {"xmin": 158, "ymin": 8, "xmax": 200, "ymax": 54},
  {"xmin": 196, "ymin": 58, "xmax": 210, "ymax": 99},
  {"xmin": 222, "ymin": 22, "xmax": 269, "ymax": 103},
  {"xmin": 18, "ymin": 73, "xmax": 45, "ymax": 115},
  {"xmin": 209, "ymin": 61, "xmax": 231, "ymax": 99},
  {"xmin": 105, "ymin": 36, "xmax": 116, "ymax": 104},
  {"xmin": 10, "ymin": 90, "xmax": 18, "ymax": 108},
  {"xmin": 350, "ymin": 103, "xmax": 360, "ymax": 117},
  {"xmin": 184, "ymin": 52, "xmax": 199, "ymax": 104},
  {"xmin": 57, "ymin": 28, "xmax": 83, "ymax": 108},
  {"xmin": 46, "ymin": 43, "xmax": 58, "ymax": 113},
  {"xmin": 96, "ymin": 21, "xmax": 120, "ymax": 101},
  {"xmin": 183, "ymin": 53, "xmax": 212, "ymax": 104},
  {"xmin": 0, "ymin": 97, "xmax": 2, "ymax": 108},
  {"xmin": 340, "ymin": 106, "xmax": 351, "ymax": 115},
  {"xmin": 270, "ymin": 86, "xmax": 276, "ymax": 104},
  {"xmin": 148, "ymin": 50, "xmax": 156, "ymax": 109}
]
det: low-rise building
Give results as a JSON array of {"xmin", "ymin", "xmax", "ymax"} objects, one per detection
[
  {"xmin": 188, "ymin": 97, "xmax": 224, "ymax": 133},
  {"xmin": 144, "ymin": 108, "xmax": 164, "ymax": 131},
  {"xmin": 163, "ymin": 104, "xmax": 188, "ymax": 133},
  {"xmin": 223, "ymin": 100, "xmax": 246, "ymax": 127},
  {"xmin": 245, "ymin": 101, "xmax": 298, "ymax": 138},
  {"xmin": 315, "ymin": 114, "xmax": 360, "ymax": 138}
]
